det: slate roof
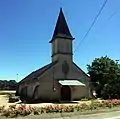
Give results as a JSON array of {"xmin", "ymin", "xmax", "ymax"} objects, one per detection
[
  {"xmin": 19, "ymin": 61, "xmax": 58, "ymax": 84},
  {"xmin": 73, "ymin": 62, "xmax": 90, "ymax": 79},
  {"xmin": 50, "ymin": 8, "xmax": 74, "ymax": 43}
]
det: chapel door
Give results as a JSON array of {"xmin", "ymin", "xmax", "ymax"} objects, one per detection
[{"xmin": 61, "ymin": 86, "xmax": 71, "ymax": 101}]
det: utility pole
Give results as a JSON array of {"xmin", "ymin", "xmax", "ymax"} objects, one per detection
[{"xmin": 16, "ymin": 73, "xmax": 18, "ymax": 82}]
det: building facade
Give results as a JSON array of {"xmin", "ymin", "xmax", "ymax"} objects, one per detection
[{"xmin": 16, "ymin": 8, "xmax": 92, "ymax": 103}]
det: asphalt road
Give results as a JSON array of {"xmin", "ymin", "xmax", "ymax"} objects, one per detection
[
  {"xmin": 74, "ymin": 111, "xmax": 120, "ymax": 119},
  {"xmin": 32, "ymin": 111, "xmax": 120, "ymax": 119}
]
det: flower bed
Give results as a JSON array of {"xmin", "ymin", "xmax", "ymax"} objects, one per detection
[{"xmin": 0, "ymin": 99, "xmax": 120, "ymax": 118}]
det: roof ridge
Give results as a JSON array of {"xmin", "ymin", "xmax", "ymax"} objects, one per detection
[
  {"xmin": 19, "ymin": 61, "xmax": 58, "ymax": 84},
  {"xmin": 73, "ymin": 62, "xmax": 90, "ymax": 79}
]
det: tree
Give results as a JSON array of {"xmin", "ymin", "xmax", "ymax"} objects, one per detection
[
  {"xmin": 87, "ymin": 56, "xmax": 120, "ymax": 98},
  {"xmin": 0, "ymin": 80, "xmax": 18, "ymax": 90},
  {"xmin": 101, "ymin": 76, "xmax": 120, "ymax": 99}
]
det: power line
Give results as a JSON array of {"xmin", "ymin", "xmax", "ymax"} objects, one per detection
[
  {"xmin": 95, "ymin": 11, "xmax": 116, "ymax": 36},
  {"xmin": 74, "ymin": 0, "xmax": 108, "ymax": 53},
  {"xmin": 108, "ymin": 12, "xmax": 116, "ymax": 21}
]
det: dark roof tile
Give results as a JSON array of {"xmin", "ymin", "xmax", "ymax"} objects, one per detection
[
  {"xmin": 50, "ymin": 8, "xmax": 74, "ymax": 43},
  {"xmin": 19, "ymin": 61, "xmax": 58, "ymax": 84}
]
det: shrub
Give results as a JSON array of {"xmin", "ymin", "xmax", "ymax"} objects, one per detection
[
  {"xmin": 0, "ymin": 106, "xmax": 4, "ymax": 113},
  {"xmin": 9, "ymin": 96, "xmax": 19, "ymax": 103},
  {"xmin": 1, "ymin": 99, "xmax": 120, "ymax": 117},
  {"xmin": 81, "ymin": 98, "xmax": 89, "ymax": 101}
]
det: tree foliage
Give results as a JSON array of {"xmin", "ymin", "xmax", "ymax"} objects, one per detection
[
  {"xmin": 87, "ymin": 56, "xmax": 120, "ymax": 99},
  {"xmin": 101, "ymin": 77, "xmax": 120, "ymax": 99},
  {"xmin": 0, "ymin": 80, "xmax": 17, "ymax": 90}
]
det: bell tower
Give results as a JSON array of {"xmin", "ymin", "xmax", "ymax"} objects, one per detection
[{"xmin": 49, "ymin": 8, "xmax": 74, "ymax": 63}]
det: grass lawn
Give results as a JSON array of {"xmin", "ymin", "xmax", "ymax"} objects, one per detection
[
  {"xmin": 0, "ymin": 90, "xmax": 16, "ymax": 107},
  {"xmin": 0, "ymin": 90, "xmax": 16, "ymax": 95}
]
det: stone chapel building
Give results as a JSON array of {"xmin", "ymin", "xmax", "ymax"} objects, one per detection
[{"xmin": 16, "ymin": 8, "xmax": 92, "ymax": 103}]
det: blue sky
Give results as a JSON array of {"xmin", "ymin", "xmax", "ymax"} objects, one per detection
[{"xmin": 0, "ymin": 0, "xmax": 120, "ymax": 81}]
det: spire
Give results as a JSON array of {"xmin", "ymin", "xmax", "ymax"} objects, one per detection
[{"xmin": 50, "ymin": 8, "xmax": 74, "ymax": 43}]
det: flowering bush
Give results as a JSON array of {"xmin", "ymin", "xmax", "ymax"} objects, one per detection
[
  {"xmin": 102, "ymin": 99, "xmax": 120, "ymax": 108},
  {"xmin": 45, "ymin": 105, "xmax": 74, "ymax": 113},
  {"xmin": 0, "ymin": 99, "xmax": 120, "ymax": 117},
  {"xmin": 0, "ymin": 106, "xmax": 4, "ymax": 113}
]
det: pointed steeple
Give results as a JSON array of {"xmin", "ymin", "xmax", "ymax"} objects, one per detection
[{"xmin": 50, "ymin": 8, "xmax": 74, "ymax": 43}]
